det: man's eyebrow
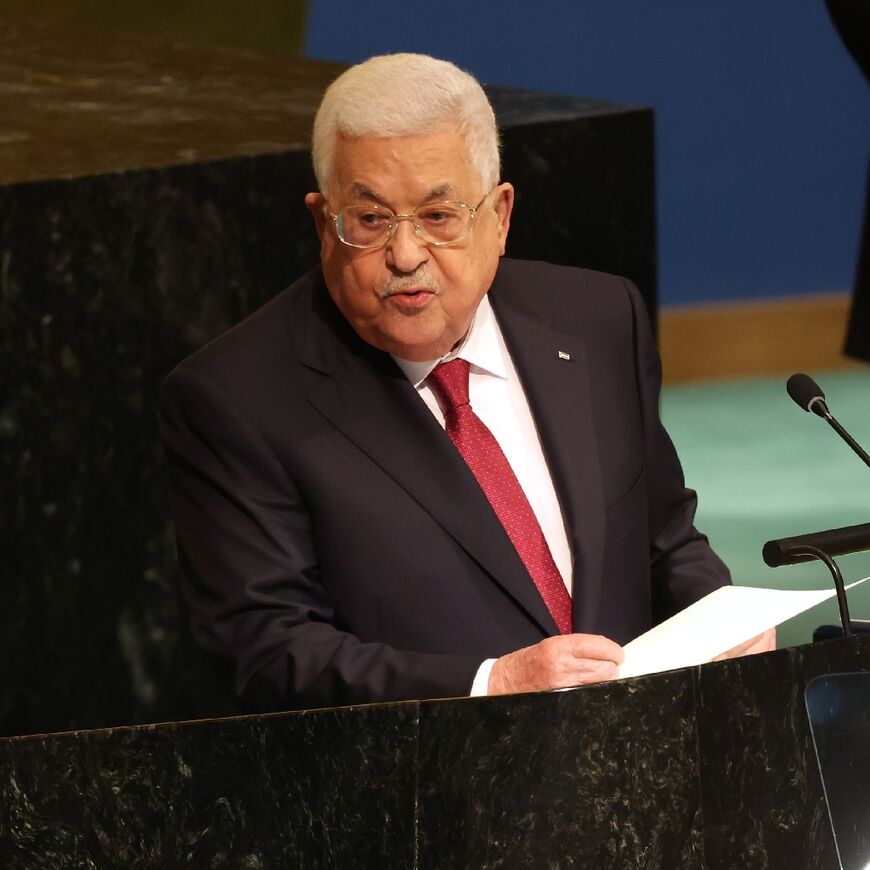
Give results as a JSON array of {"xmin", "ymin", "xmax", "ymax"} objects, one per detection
[
  {"xmin": 423, "ymin": 184, "xmax": 457, "ymax": 201},
  {"xmin": 347, "ymin": 182, "xmax": 459, "ymax": 205},
  {"xmin": 350, "ymin": 183, "xmax": 385, "ymax": 203}
]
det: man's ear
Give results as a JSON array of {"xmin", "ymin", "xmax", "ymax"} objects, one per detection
[
  {"xmin": 493, "ymin": 183, "xmax": 515, "ymax": 256},
  {"xmin": 305, "ymin": 192, "xmax": 328, "ymax": 240}
]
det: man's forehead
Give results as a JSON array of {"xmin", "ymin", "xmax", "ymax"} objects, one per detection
[
  {"xmin": 327, "ymin": 127, "xmax": 480, "ymax": 204},
  {"xmin": 332, "ymin": 128, "xmax": 471, "ymax": 170}
]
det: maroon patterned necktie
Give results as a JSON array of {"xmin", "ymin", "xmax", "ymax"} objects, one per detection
[{"xmin": 428, "ymin": 358, "xmax": 573, "ymax": 635}]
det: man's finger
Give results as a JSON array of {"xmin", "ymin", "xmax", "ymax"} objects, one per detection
[
  {"xmin": 714, "ymin": 627, "xmax": 776, "ymax": 661},
  {"xmin": 563, "ymin": 633, "xmax": 625, "ymax": 665},
  {"xmin": 488, "ymin": 634, "xmax": 624, "ymax": 695}
]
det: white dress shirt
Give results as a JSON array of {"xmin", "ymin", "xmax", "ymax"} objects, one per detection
[{"xmin": 392, "ymin": 294, "xmax": 573, "ymax": 695}]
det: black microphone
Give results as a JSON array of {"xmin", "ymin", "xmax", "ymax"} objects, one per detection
[
  {"xmin": 786, "ymin": 373, "xmax": 870, "ymax": 470},
  {"xmin": 763, "ymin": 522, "xmax": 870, "ymax": 568},
  {"xmin": 762, "ymin": 522, "xmax": 865, "ymax": 638}
]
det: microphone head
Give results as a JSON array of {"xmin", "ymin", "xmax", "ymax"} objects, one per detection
[{"xmin": 787, "ymin": 373, "xmax": 827, "ymax": 417}]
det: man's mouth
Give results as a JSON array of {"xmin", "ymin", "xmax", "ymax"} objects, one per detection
[{"xmin": 384, "ymin": 288, "xmax": 436, "ymax": 309}]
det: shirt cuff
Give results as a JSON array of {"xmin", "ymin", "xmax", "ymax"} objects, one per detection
[{"xmin": 469, "ymin": 658, "xmax": 498, "ymax": 696}]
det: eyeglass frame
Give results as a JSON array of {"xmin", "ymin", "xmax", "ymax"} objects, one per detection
[{"xmin": 325, "ymin": 187, "xmax": 498, "ymax": 250}]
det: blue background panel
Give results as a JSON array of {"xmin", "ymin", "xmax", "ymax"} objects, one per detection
[{"xmin": 304, "ymin": 1, "xmax": 870, "ymax": 306}]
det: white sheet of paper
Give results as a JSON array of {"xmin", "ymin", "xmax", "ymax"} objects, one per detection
[{"xmin": 618, "ymin": 576, "xmax": 870, "ymax": 679}]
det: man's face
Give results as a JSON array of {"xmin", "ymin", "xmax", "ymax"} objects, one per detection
[{"xmin": 305, "ymin": 126, "xmax": 514, "ymax": 361}]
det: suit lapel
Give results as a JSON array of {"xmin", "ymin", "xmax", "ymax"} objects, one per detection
[
  {"xmin": 300, "ymin": 282, "xmax": 558, "ymax": 636},
  {"xmin": 490, "ymin": 275, "xmax": 606, "ymax": 633}
]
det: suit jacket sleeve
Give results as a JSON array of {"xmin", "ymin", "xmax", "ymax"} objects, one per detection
[
  {"xmin": 160, "ymin": 364, "xmax": 481, "ymax": 711},
  {"xmin": 626, "ymin": 279, "xmax": 731, "ymax": 622}
]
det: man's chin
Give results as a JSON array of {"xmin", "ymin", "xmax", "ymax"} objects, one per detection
[{"xmin": 377, "ymin": 330, "xmax": 456, "ymax": 363}]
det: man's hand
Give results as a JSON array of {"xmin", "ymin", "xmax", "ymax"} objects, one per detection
[
  {"xmin": 713, "ymin": 627, "xmax": 777, "ymax": 661},
  {"xmin": 488, "ymin": 634, "xmax": 624, "ymax": 696}
]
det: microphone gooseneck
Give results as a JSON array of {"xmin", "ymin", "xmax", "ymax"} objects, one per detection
[{"xmin": 765, "ymin": 374, "xmax": 870, "ymax": 639}]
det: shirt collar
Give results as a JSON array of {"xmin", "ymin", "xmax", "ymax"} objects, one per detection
[{"xmin": 391, "ymin": 294, "xmax": 509, "ymax": 388}]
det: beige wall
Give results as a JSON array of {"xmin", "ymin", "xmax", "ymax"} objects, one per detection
[{"xmin": 659, "ymin": 294, "xmax": 860, "ymax": 384}]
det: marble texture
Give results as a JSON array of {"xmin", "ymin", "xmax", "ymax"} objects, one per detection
[
  {"xmin": 2, "ymin": 638, "xmax": 866, "ymax": 867},
  {"xmin": 496, "ymin": 94, "xmax": 657, "ymax": 325},
  {"xmin": 0, "ymin": 153, "xmax": 320, "ymax": 737},
  {"xmin": 0, "ymin": 703, "xmax": 418, "ymax": 869},
  {"xmin": 1, "ymin": 15, "xmax": 657, "ymax": 737},
  {"xmin": 694, "ymin": 639, "xmax": 870, "ymax": 869},
  {"xmin": 0, "ymin": 15, "xmax": 343, "ymax": 185},
  {"xmin": 806, "ymin": 671, "xmax": 870, "ymax": 868},
  {"xmin": 414, "ymin": 638, "xmax": 870, "ymax": 868},
  {"xmin": 417, "ymin": 671, "xmax": 700, "ymax": 869}
]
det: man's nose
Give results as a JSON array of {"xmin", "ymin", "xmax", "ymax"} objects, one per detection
[{"xmin": 385, "ymin": 216, "xmax": 429, "ymax": 272}]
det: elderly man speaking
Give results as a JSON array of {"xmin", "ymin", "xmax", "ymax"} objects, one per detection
[{"xmin": 160, "ymin": 53, "xmax": 773, "ymax": 712}]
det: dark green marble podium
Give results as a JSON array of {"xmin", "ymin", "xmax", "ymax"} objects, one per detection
[
  {"xmin": 2, "ymin": 637, "xmax": 861, "ymax": 868},
  {"xmin": 1, "ymin": 15, "xmax": 656, "ymax": 739}
]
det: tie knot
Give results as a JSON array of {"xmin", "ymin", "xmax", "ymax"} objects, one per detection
[{"xmin": 428, "ymin": 358, "xmax": 471, "ymax": 412}]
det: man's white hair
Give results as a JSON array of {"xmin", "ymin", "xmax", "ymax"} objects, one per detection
[{"xmin": 312, "ymin": 53, "xmax": 501, "ymax": 194}]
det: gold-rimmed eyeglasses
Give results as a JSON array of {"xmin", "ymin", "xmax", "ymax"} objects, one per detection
[{"xmin": 327, "ymin": 189, "xmax": 495, "ymax": 249}]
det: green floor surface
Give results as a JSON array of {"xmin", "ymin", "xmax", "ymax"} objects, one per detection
[{"xmin": 661, "ymin": 368, "xmax": 870, "ymax": 650}]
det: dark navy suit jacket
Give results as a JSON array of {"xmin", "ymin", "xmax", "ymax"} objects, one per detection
[{"xmin": 160, "ymin": 258, "xmax": 730, "ymax": 711}]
